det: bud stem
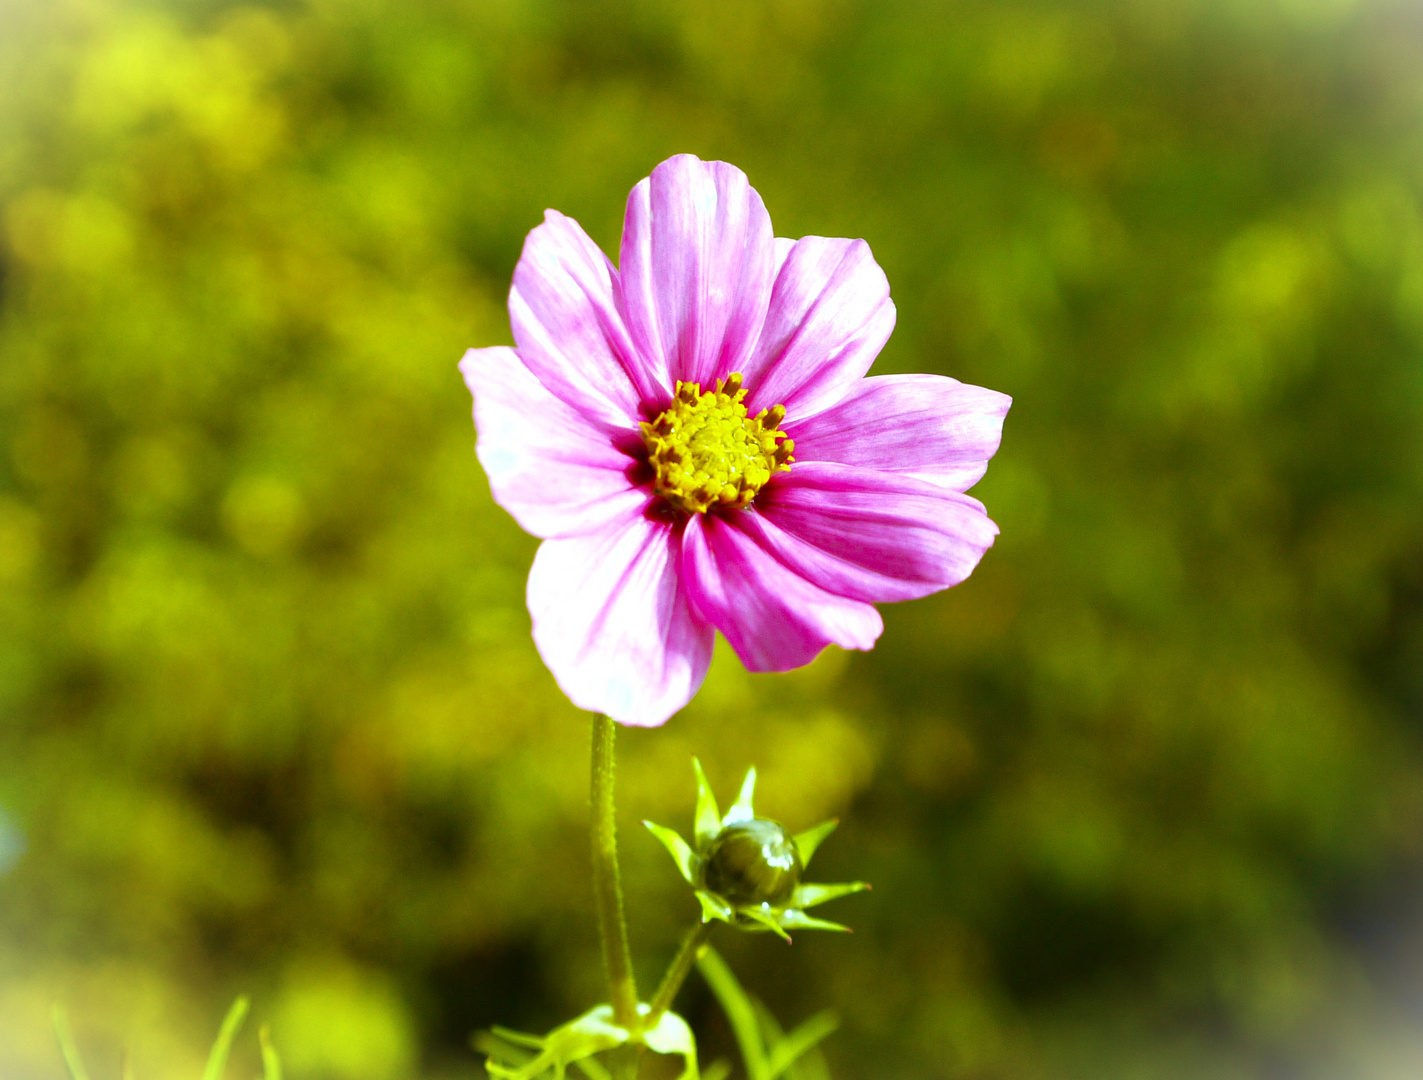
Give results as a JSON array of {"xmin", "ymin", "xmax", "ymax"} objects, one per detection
[
  {"xmin": 590, "ymin": 714, "xmax": 639, "ymax": 1030},
  {"xmin": 647, "ymin": 921, "xmax": 714, "ymax": 1024}
]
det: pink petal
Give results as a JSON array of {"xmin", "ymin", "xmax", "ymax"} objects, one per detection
[
  {"xmin": 509, "ymin": 210, "xmax": 664, "ymax": 430},
  {"xmin": 773, "ymin": 237, "xmax": 795, "ymax": 275},
  {"xmin": 460, "ymin": 347, "xmax": 648, "ymax": 540},
  {"xmin": 528, "ymin": 511, "xmax": 714, "ymax": 727},
  {"xmin": 740, "ymin": 236, "xmax": 896, "ymax": 420},
  {"xmin": 751, "ymin": 462, "xmax": 1000, "ymax": 602},
  {"xmin": 681, "ymin": 513, "xmax": 882, "ymax": 673},
  {"xmin": 617, "ymin": 155, "xmax": 776, "ymax": 392},
  {"xmin": 787, "ymin": 374, "xmax": 1011, "ymax": 491}
]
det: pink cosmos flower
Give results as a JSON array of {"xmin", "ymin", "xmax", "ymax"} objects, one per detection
[{"xmin": 460, "ymin": 155, "xmax": 1010, "ymax": 728}]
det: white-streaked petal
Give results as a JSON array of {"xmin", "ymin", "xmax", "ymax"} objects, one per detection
[
  {"xmin": 527, "ymin": 512, "xmax": 713, "ymax": 727},
  {"xmin": 509, "ymin": 209, "xmax": 662, "ymax": 430},
  {"xmin": 681, "ymin": 513, "xmax": 882, "ymax": 673},
  {"xmin": 740, "ymin": 236, "xmax": 896, "ymax": 421},
  {"xmin": 617, "ymin": 155, "xmax": 776, "ymax": 391},
  {"xmin": 460, "ymin": 346, "xmax": 645, "ymax": 539},
  {"xmin": 788, "ymin": 373, "xmax": 1011, "ymax": 491},
  {"xmin": 751, "ymin": 462, "xmax": 1000, "ymax": 603}
]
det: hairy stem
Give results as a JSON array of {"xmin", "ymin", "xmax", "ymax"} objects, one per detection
[
  {"xmin": 647, "ymin": 922, "xmax": 714, "ymax": 1023},
  {"xmin": 590, "ymin": 714, "xmax": 639, "ymax": 1029}
]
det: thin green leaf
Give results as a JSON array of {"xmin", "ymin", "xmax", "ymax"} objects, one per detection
[
  {"xmin": 484, "ymin": 1060, "xmax": 527, "ymax": 1079},
  {"xmin": 784, "ymin": 1041, "xmax": 832, "ymax": 1080},
  {"xmin": 697, "ymin": 947, "xmax": 768, "ymax": 1080},
  {"xmin": 472, "ymin": 1031, "xmax": 536, "ymax": 1067},
  {"xmin": 573, "ymin": 1055, "xmax": 611, "ymax": 1080},
  {"xmin": 754, "ymin": 999, "xmax": 785, "ymax": 1046},
  {"xmin": 51, "ymin": 1007, "xmax": 91, "ymax": 1080},
  {"xmin": 203, "ymin": 997, "xmax": 250, "ymax": 1080},
  {"xmin": 490, "ymin": 1026, "xmax": 547, "ymax": 1050},
  {"xmin": 766, "ymin": 1011, "xmax": 838, "ymax": 1080},
  {"xmin": 776, "ymin": 910, "xmax": 851, "ymax": 933},
  {"xmin": 259, "ymin": 1025, "xmax": 284, "ymax": 1080},
  {"xmin": 644, "ymin": 820, "xmax": 698, "ymax": 885},
  {"xmin": 692, "ymin": 758, "xmax": 721, "ymax": 848},
  {"xmin": 724, "ymin": 767, "xmax": 756, "ymax": 825},
  {"xmin": 790, "ymin": 881, "xmax": 869, "ymax": 909},
  {"xmin": 702, "ymin": 1059, "xmax": 733, "ymax": 1080},
  {"xmin": 791, "ymin": 820, "xmax": 837, "ymax": 868},
  {"xmin": 754, "ymin": 1002, "xmax": 833, "ymax": 1080}
]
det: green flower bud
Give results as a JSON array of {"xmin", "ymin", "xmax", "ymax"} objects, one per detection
[
  {"xmin": 645, "ymin": 760, "xmax": 869, "ymax": 939},
  {"xmin": 702, "ymin": 818, "xmax": 802, "ymax": 907}
]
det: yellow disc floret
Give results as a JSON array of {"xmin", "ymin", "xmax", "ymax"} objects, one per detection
[{"xmin": 640, "ymin": 372, "xmax": 794, "ymax": 514}]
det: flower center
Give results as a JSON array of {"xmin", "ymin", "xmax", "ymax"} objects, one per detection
[{"xmin": 640, "ymin": 373, "xmax": 793, "ymax": 514}]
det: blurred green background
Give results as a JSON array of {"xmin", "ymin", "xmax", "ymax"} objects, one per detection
[{"xmin": 4, "ymin": 0, "xmax": 1423, "ymax": 1076}]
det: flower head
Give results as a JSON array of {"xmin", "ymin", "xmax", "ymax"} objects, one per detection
[
  {"xmin": 643, "ymin": 759, "xmax": 869, "ymax": 941},
  {"xmin": 461, "ymin": 154, "xmax": 1010, "ymax": 726}
]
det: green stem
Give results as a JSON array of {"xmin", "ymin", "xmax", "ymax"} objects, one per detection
[
  {"xmin": 590, "ymin": 714, "xmax": 639, "ymax": 1029},
  {"xmin": 647, "ymin": 922, "xmax": 713, "ymax": 1023}
]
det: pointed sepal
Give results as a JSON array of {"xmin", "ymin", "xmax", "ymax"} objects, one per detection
[
  {"xmin": 644, "ymin": 821, "xmax": 697, "ymax": 885},
  {"xmin": 692, "ymin": 758, "xmax": 721, "ymax": 848},
  {"xmin": 739, "ymin": 905, "xmax": 793, "ymax": 942},
  {"xmin": 792, "ymin": 819, "xmax": 837, "ymax": 868},
  {"xmin": 723, "ymin": 767, "xmax": 757, "ymax": 826},
  {"xmin": 790, "ymin": 881, "xmax": 870, "ymax": 910},
  {"xmin": 777, "ymin": 909, "xmax": 852, "ymax": 933},
  {"xmin": 696, "ymin": 889, "xmax": 735, "ymax": 925}
]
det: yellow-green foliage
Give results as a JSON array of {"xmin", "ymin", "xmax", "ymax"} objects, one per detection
[
  {"xmin": 54, "ymin": 999, "xmax": 283, "ymax": 1080},
  {"xmin": 3, "ymin": 1, "xmax": 1423, "ymax": 1078}
]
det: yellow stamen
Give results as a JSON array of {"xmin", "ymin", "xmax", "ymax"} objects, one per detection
[{"xmin": 640, "ymin": 373, "xmax": 794, "ymax": 514}]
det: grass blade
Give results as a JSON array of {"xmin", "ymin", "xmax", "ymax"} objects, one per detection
[
  {"xmin": 52, "ymin": 1006, "xmax": 91, "ymax": 1080},
  {"xmin": 259, "ymin": 1024, "xmax": 284, "ymax": 1080},
  {"xmin": 203, "ymin": 997, "xmax": 249, "ymax": 1080},
  {"xmin": 696, "ymin": 947, "xmax": 767, "ymax": 1080},
  {"xmin": 765, "ymin": 1011, "xmax": 838, "ymax": 1080}
]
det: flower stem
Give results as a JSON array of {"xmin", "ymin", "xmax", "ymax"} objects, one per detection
[
  {"xmin": 647, "ymin": 922, "xmax": 714, "ymax": 1023},
  {"xmin": 590, "ymin": 713, "xmax": 640, "ymax": 1029}
]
